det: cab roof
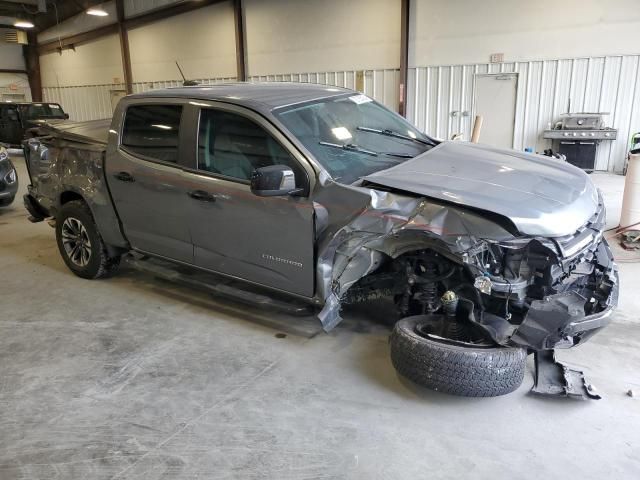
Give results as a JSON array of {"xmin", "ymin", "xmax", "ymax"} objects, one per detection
[{"xmin": 126, "ymin": 82, "xmax": 353, "ymax": 112}]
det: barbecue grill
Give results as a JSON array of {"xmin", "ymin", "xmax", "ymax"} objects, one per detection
[{"xmin": 543, "ymin": 113, "xmax": 617, "ymax": 171}]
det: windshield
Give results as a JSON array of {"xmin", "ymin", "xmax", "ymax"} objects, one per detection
[
  {"xmin": 273, "ymin": 94, "xmax": 434, "ymax": 184},
  {"xmin": 20, "ymin": 103, "xmax": 67, "ymax": 120}
]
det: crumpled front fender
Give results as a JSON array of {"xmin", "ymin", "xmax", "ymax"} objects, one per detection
[{"xmin": 316, "ymin": 189, "xmax": 515, "ymax": 330}]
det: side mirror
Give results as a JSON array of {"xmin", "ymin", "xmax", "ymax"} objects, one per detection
[
  {"xmin": 250, "ymin": 165, "xmax": 299, "ymax": 197},
  {"xmin": 63, "ymin": 113, "xmax": 70, "ymax": 119}
]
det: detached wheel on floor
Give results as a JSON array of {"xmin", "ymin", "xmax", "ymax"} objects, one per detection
[
  {"xmin": 55, "ymin": 200, "xmax": 120, "ymax": 279},
  {"xmin": 390, "ymin": 315, "xmax": 527, "ymax": 397}
]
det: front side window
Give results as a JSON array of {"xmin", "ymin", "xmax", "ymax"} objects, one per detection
[
  {"xmin": 274, "ymin": 95, "xmax": 434, "ymax": 184},
  {"xmin": 122, "ymin": 105, "xmax": 182, "ymax": 163},
  {"xmin": 197, "ymin": 109, "xmax": 304, "ymax": 185}
]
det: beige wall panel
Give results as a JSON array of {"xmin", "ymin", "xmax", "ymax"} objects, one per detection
[
  {"xmin": 128, "ymin": 1, "xmax": 237, "ymax": 83},
  {"xmin": 40, "ymin": 34, "xmax": 124, "ymax": 87},
  {"xmin": 245, "ymin": 0, "xmax": 401, "ymax": 76},
  {"xmin": 410, "ymin": 0, "xmax": 640, "ymax": 66}
]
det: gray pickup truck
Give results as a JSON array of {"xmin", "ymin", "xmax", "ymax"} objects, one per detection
[{"xmin": 23, "ymin": 83, "xmax": 618, "ymax": 397}]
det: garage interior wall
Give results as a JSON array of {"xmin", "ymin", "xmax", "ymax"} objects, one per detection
[
  {"xmin": 0, "ymin": 42, "xmax": 31, "ymax": 101},
  {"xmin": 36, "ymin": 0, "xmax": 640, "ymax": 172},
  {"xmin": 39, "ymin": 0, "xmax": 401, "ymax": 121},
  {"xmin": 127, "ymin": 2, "xmax": 237, "ymax": 83},
  {"xmin": 408, "ymin": 0, "xmax": 640, "ymax": 172}
]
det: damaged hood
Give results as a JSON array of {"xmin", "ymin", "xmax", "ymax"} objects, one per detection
[{"xmin": 363, "ymin": 141, "xmax": 599, "ymax": 237}]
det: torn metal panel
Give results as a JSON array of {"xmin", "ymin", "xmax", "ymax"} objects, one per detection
[
  {"xmin": 532, "ymin": 350, "xmax": 602, "ymax": 400},
  {"xmin": 316, "ymin": 188, "xmax": 514, "ymax": 330},
  {"xmin": 23, "ymin": 134, "xmax": 128, "ymax": 249}
]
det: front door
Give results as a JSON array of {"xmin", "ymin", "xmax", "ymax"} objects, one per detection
[
  {"xmin": 0, "ymin": 105, "xmax": 23, "ymax": 145},
  {"xmin": 182, "ymin": 105, "xmax": 315, "ymax": 297},
  {"xmin": 106, "ymin": 102, "xmax": 194, "ymax": 263},
  {"xmin": 473, "ymin": 74, "xmax": 518, "ymax": 148}
]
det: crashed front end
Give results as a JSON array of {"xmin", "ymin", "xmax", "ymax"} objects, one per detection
[{"xmin": 317, "ymin": 189, "xmax": 618, "ymax": 353}]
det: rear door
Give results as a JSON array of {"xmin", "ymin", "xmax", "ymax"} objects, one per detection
[
  {"xmin": 181, "ymin": 104, "xmax": 316, "ymax": 297},
  {"xmin": 106, "ymin": 101, "xmax": 194, "ymax": 263}
]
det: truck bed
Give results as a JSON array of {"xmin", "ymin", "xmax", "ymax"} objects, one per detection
[{"xmin": 33, "ymin": 118, "xmax": 111, "ymax": 146}]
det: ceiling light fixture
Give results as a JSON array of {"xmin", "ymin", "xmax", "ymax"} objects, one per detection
[
  {"xmin": 14, "ymin": 21, "xmax": 34, "ymax": 28},
  {"xmin": 87, "ymin": 5, "xmax": 109, "ymax": 16}
]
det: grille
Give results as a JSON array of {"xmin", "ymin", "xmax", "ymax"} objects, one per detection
[{"xmin": 553, "ymin": 201, "xmax": 605, "ymax": 262}]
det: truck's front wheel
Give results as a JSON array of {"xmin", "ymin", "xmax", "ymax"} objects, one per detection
[{"xmin": 55, "ymin": 200, "xmax": 120, "ymax": 279}]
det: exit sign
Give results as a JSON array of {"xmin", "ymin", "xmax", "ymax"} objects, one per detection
[{"xmin": 490, "ymin": 53, "xmax": 504, "ymax": 63}]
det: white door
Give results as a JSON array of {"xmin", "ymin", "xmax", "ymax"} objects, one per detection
[{"xmin": 473, "ymin": 74, "xmax": 517, "ymax": 148}]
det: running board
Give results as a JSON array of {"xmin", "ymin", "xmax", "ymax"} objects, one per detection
[{"xmin": 124, "ymin": 254, "xmax": 314, "ymax": 317}]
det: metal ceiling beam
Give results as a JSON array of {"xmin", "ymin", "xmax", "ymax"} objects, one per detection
[
  {"xmin": 399, "ymin": 0, "xmax": 410, "ymax": 116},
  {"xmin": 37, "ymin": 0, "xmax": 226, "ymax": 55},
  {"xmin": 233, "ymin": 0, "xmax": 247, "ymax": 81},
  {"xmin": 38, "ymin": 23, "xmax": 119, "ymax": 54}
]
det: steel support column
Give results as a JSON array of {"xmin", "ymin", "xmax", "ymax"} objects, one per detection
[
  {"xmin": 233, "ymin": 0, "xmax": 247, "ymax": 81},
  {"xmin": 22, "ymin": 31, "xmax": 42, "ymax": 101},
  {"xmin": 399, "ymin": 0, "xmax": 410, "ymax": 116},
  {"xmin": 116, "ymin": 0, "xmax": 133, "ymax": 94}
]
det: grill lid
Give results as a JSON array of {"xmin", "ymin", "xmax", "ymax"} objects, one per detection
[{"xmin": 560, "ymin": 113, "xmax": 607, "ymax": 130}]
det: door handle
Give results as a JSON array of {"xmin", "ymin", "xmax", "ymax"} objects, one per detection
[
  {"xmin": 188, "ymin": 190, "xmax": 216, "ymax": 202},
  {"xmin": 114, "ymin": 171, "xmax": 135, "ymax": 182}
]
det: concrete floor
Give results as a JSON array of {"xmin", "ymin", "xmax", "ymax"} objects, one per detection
[{"xmin": 1, "ymin": 154, "xmax": 639, "ymax": 480}]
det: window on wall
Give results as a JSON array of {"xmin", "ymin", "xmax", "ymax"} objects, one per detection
[
  {"xmin": 122, "ymin": 105, "xmax": 182, "ymax": 163},
  {"xmin": 197, "ymin": 108, "xmax": 304, "ymax": 186}
]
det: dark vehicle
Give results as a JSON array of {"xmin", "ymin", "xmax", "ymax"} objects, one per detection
[
  {"xmin": 22, "ymin": 83, "xmax": 617, "ymax": 397},
  {"xmin": 0, "ymin": 143, "xmax": 18, "ymax": 207},
  {"xmin": 0, "ymin": 102, "xmax": 68, "ymax": 146}
]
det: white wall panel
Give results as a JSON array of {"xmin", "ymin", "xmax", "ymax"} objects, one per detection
[
  {"xmin": 0, "ymin": 72, "xmax": 31, "ymax": 101},
  {"xmin": 407, "ymin": 55, "xmax": 640, "ymax": 173},
  {"xmin": 245, "ymin": 0, "xmax": 400, "ymax": 76},
  {"xmin": 40, "ymin": 34, "xmax": 124, "ymax": 87},
  {"xmin": 410, "ymin": 0, "xmax": 640, "ymax": 67},
  {"xmin": 128, "ymin": 1, "xmax": 236, "ymax": 82},
  {"xmin": 0, "ymin": 43, "xmax": 26, "ymax": 70}
]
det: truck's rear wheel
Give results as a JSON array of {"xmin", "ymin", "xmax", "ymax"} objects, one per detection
[
  {"xmin": 55, "ymin": 200, "xmax": 120, "ymax": 279},
  {"xmin": 390, "ymin": 316, "xmax": 527, "ymax": 397}
]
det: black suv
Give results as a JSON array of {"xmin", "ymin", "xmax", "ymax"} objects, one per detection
[{"xmin": 0, "ymin": 102, "xmax": 68, "ymax": 146}]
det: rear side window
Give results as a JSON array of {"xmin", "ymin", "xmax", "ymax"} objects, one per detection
[{"xmin": 122, "ymin": 105, "xmax": 182, "ymax": 163}]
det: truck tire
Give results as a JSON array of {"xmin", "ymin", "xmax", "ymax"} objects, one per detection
[
  {"xmin": 0, "ymin": 195, "xmax": 15, "ymax": 207},
  {"xmin": 389, "ymin": 316, "xmax": 527, "ymax": 397},
  {"xmin": 55, "ymin": 200, "xmax": 120, "ymax": 279}
]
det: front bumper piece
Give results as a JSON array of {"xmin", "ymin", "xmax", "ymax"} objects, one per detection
[{"xmin": 511, "ymin": 237, "xmax": 618, "ymax": 350}]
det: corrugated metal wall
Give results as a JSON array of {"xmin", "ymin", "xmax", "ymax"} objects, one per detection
[
  {"xmin": 248, "ymin": 69, "xmax": 400, "ymax": 111},
  {"xmin": 42, "ymin": 68, "xmax": 399, "ymax": 120},
  {"xmin": 42, "ymin": 77, "xmax": 237, "ymax": 122},
  {"xmin": 407, "ymin": 55, "xmax": 640, "ymax": 173},
  {"xmin": 42, "ymin": 56, "xmax": 639, "ymax": 172}
]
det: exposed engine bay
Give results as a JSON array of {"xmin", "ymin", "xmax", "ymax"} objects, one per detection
[
  {"xmin": 318, "ymin": 188, "xmax": 618, "ymax": 355},
  {"xmin": 343, "ymin": 235, "xmax": 616, "ymax": 350}
]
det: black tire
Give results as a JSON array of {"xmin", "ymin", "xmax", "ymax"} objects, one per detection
[
  {"xmin": 390, "ymin": 316, "xmax": 527, "ymax": 397},
  {"xmin": 55, "ymin": 200, "xmax": 120, "ymax": 279},
  {"xmin": 0, "ymin": 195, "xmax": 15, "ymax": 207}
]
